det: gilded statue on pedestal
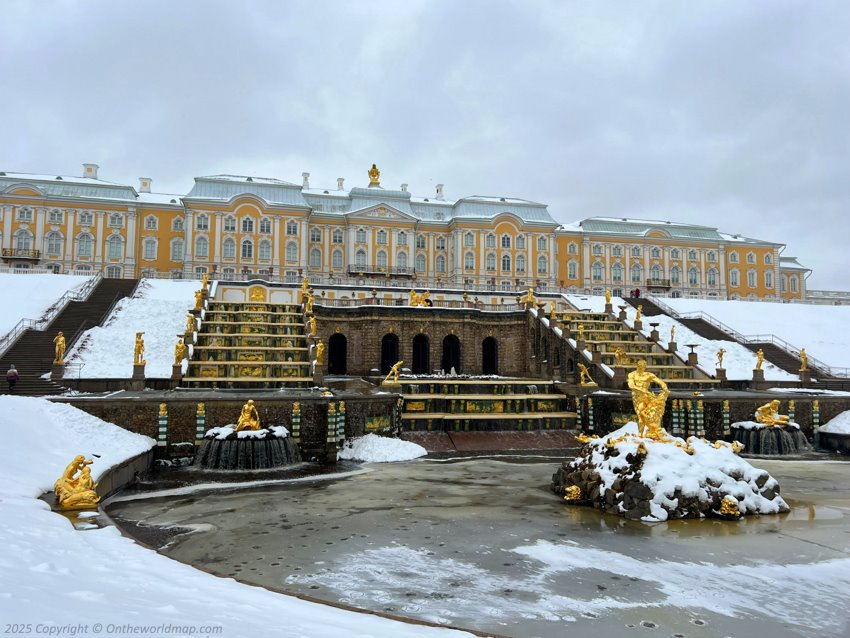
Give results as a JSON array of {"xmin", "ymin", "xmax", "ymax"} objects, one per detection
[
  {"xmin": 384, "ymin": 360, "xmax": 403, "ymax": 384},
  {"xmin": 134, "ymin": 332, "xmax": 146, "ymax": 365},
  {"xmin": 409, "ymin": 289, "xmax": 420, "ymax": 306},
  {"xmin": 549, "ymin": 301, "xmax": 556, "ymax": 320},
  {"xmin": 605, "ymin": 288, "xmax": 612, "ymax": 305},
  {"xmin": 301, "ymin": 277, "xmax": 309, "ymax": 302},
  {"xmin": 194, "ymin": 290, "xmax": 203, "ymax": 310},
  {"xmin": 799, "ymin": 348, "xmax": 808, "ymax": 372},
  {"xmin": 614, "ymin": 347, "xmax": 626, "ymax": 367},
  {"xmin": 635, "ymin": 304, "xmax": 643, "ymax": 322},
  {"xmin": 627, "ymin": 360, "xmax": 669, "ymax": 440},
  {"xmin": 755, "ymin": 400, "xmax": 790, "ymax": 427},
  {"xmin": 522, "ymin": 288, "xmax": 536, "ymax": 305},
  {"xmin": 577, "ymin": 324, "xmax": 585, "ymax": 341},
  {"xmin": 53, "ymin": 331, "xmax": 66, "ymax": 365},
  {"xmin": 368, "ymin": 163, "xmax": 381, "ymax": 186},
  {"xmin": 201, "ymin": 273, "xmax": 209, "ymax": 293},
  {"xmin": 669, "ymin": 325, "xmax": 675, "ymax": 342},
  {"xmin": 308, "ymin": 316, "xmax": 317, "ymax": 336},
  {"xmin": 54, "ymin": 455, "xmax": 100, "ymax": 510},
  {"xmin": 186, "ymin": 313, "xmax": 196, "ymax": 335},
  {"xmin": 304, "ymin": 291, "xmax": 314, "ymax": 314},
  {"xmin": 716, "ymin": 348, "xmax": 726, "ymax": 368},
  {"xmin": 174, "ymin": 340, "xmax": 187, "ymax": 366},
  {"xmin": 755, "ymin": 349, "xmax": 764, "ymax": 371},
  {"xmin": 578, "ymin": 362, "xmax": 595, "ymax": 385},
  {"xmin": 234, "ymin": 399, "xmax": 261, "ymax": 432},
  {"xmin": 315, "ymin": 341, "xmax": 326, "ymax": 365}
]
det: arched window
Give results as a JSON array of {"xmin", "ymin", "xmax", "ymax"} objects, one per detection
[
  {"xmin": 46, "ymin": 231, "xmax": 63, "ymax": 256},
  {"xmin": 650, "ymin": 264, "xmax": 662, "ymax": 281},
  {"xmin": 537, "ymin": 236, "xmax": 547, "ymax": 251},
  {"xmin": 377, "ymin": 230, "xmax": 388, "ymax": 245},
  {"xmin": 241, "ymin": 217, "xmax": 254, "ymax": 233},
  {"xmin": 612, "ymin": 245, "xmax": 623, "ymax": 257},
  {"xmin": 592, "ymin": 244, "xmax": 603, "ymax": 256},
  {"xmin": 436, "ymin": 236, "xmax": 447, "ymax": 250},
  {"xmin": 259, "ymin": 239, "xmax": 272, "ymax": 261},
  {"xmin": 592, "ymin": 261, "xmax": 603, "ymax": 282},
  {"xmin": 516, "ymin": 254, "xmax": 526, "ymax": 272},
  {"xmin": 730, "ymin": 269, "xmax": 739, "ymax": 287},
  {"xmin": 436, "ymin": 255, "xmax": 446, "ymax": 273},
  {"xmin": 355, "ymin": 249, "xmax": 366, "ymax": 267},
  {"xmin": 464, "ymin": 232, "xmax": 474, "ymax": 246},
  {"xmin": 310, "ymin": 247, "xmax": 321, "ymax": 268},
  {"xmin": 415, "ymin": 253, "xmax": 426, "ymax": 272},
  {"xmin": 501, "ymin": 234, "xmax": 511, "ymax": 249},
  {"xmin": 790, "ymin": 276, "xmax": 798, "ymax": 293},
  {"xmin": 309, "ymin": 227, "xmax": 321, "ymax": 242},
  {"xmin": 241, "ymin": 239, "xmax": 253, "ymax": 260},
  {"xmin": 568, "ymin": 261, "xmax": 578, "ymax": 279},
  {"xmin": 537, "ymin": 255, "xmax": 547, "ymax": 273},
  {"xmin": 195, "ymin": 236, "xmax": 208, "ymax": 258},
  {"xmin": 764, "ymin": 253, "xmax": 773, "ymax": 265},
  {"xmin": 285, "ymin": 241, "xmax": 298, "ymax": 262},
  {"xmin": 259, "ymin": 218, "xmax": 272, "ymax": 234},
  {"xmin": 195, "ymin": 214, "xmax": 208, "ymax": 231},
  {"xmin": 747, "ymin": 252, "xmax": 756, "ymax": 264},
  {"xmin": 144, "ymin": 215, "xmax": 157, "ymax": 230},
  {"xmin": 688, "ymin": 250, "xmax": 697, "ymax": 260},
  {"xmin": 222, "ymin": 237, "xmax": 235, "ymax": 259},
  {"xmin": 671, "ymin": 265, "xmax": 681, "ymax": 285},
  {"xmin": 224, "ymin": 216, "xmax": 236, "ymax": 232},
  {"xmin": 356, "ymin": 228, "xmax": 366, "ymax": 243},
  {"xmin": 107, "ymin": 235, "xmax": 123, "ymax": 259},
  {"xmin": 631, "ymin": 263, "xmax": 642, "ymax": 284},
  {"xmin": 747, "ymin": 270, "xmax": 757, "ymax": 287},
  {"xmin": 670, "ymin": 248, "xmax": 680, "ymax": 259},
  {"xmin": 464, "ymin": 252, "xmax": 474, "ymax": 270},
  {"xmin": 142, "ymin": 237, "xmax": 157, "ymax": 260},
  {"xmin": 516, "ymin": 235, "xmax": 526, "ymax": 250},
  {"xmin": 332, "ymin": 250, "xmax": 343, "ymax": 270},
  {"xmin": 377, "ymin": 250, "xmax": 388, "ymax": 268},
  {"xmin": 765, "ymin": 271, "xmax": 773, "ymax": 288},
  {"xmin": 398, "ymin": 231, "xmax": 407, "ymax": 246},
  {"xmin": 501, "ymin": 254, "xmax": 511, "ymax": 272},
  {"xmin": 707, "ymin": 267, "xmax": 717, "ymax": 286},
  {"xmin": 631, "ymin": 246, "xmax": 641, "ymax": 257},
  {"xmin": 707, "ymin": 251, "xmax": 717, "ymax": 262},
  {"xmin": 612, "ymin": 263, "xmax": 624, "ymax": 283},
  {"xmin": 486, "ymin": 253, "xmax": 496, "ymax": 271},
  {"xmin": 286, "ymin": 220, "xmax": 298, "ymax": 236},
  {"xmin": 416, "ymin": 234, "xmax": 427, "ymax": 249},
  {"xmin": 781, "ymin": 275, "xmax": 787, "ymax": 292},
  {"xmin": 568, "ymin": 242, "xmax": 578, "ymax": 254},
  {"xmin": 650, "ymin": 247, "xmax": 661, "ymax": 258},
  {"xmin": 397, "ymin": 252, "xmax": 408, "ymax": 268},
  {"xmin": 109, "ymin": 213, "xmax": 124, "ymax": 228},
  {"xmin": 170, "ymin": 238, "xmax": 184, "ymax": 261},
  {"xmin": 332, "ymin": 228, "xmax": 344, "ymax": 244},
  {"xmin": 689, "ymin": 267, "xmax": 700, "ymax": 286},
  {"xmin": 486, "ymin": 234, "xmax": 496, "ymax": 248}
]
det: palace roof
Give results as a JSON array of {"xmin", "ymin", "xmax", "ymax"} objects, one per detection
[{"xmin": 0, "ymin": 171, "xmax": 137, "ymax": 201}]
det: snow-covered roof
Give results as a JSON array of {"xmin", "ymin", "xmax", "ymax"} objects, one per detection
[
  {"xmin": 0, "ymin": 171, "xmax": 138, "ymax": 201},
  {"xmin": 136, "ymin": 192, "xmax": 183, "ymax": 206},
  {"xmin": 184, "ymin": 176, "xmax": 310, "ymax": 208},
  {"xmin": 779, "ymin": 256, "xmax": 810, "ymax": 272},
  {"xmin": 578, "ymin": 217, "xmax": 724, "ymax": 241}
]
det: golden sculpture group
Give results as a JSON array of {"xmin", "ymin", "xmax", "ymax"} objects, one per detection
[
  {"xmin": 627, "ymin": 360, "xmax": 669, "ymax": 441},
  {"xmin": 755, "ymin": 399, "xmax": 790, "ymax": 427},
  {"xmin": 54, "ymin": 455, "xmax": 100, "ymax": 510},
  {"xmin": 234, "ymin": 399, "xmax": 261, "ymax": 432},
  {"xmin": 408, "ymin": 290, "xmax": 431, "ymax": 307}
]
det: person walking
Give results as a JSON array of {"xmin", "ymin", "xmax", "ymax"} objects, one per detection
[{"xmin": 6, "ymin": 364, "xmax": 19, "ymax": 392}]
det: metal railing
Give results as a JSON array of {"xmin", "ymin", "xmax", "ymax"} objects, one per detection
[
  {"xmin": 0, "ymin": 272, "xmax": 103, "ymax": 357},
  {"xmin": 2, "ymin": 248, "xmax": 42, "ymax": 259},
  {"xmin": 645, "ymin": 278, "xmax": 671, "ymax": 288},
  {"xmin": 314, "ymin": 296, "xmax": 524, "ymax": 312},
  {"xmin": 345, "ymin": 265, "xmax": 415, "ymax": 276}
]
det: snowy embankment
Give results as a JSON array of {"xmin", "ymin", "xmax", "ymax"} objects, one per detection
[
  {"xmin": 662, "ymin": 296, "xmax": 850, "ymax": 368},
  {"xmin": 0, "ymin": 272, "xmax": 93, "ymax": 338},
  {"xmin": 563, "ymin": 294, "xmax": 795, "ymax": 380},
  {"xmin": 821, "ymin": 410, "xmax": 850, "ymax": 434},
  {"xmin": 339, "ymin": 434, "xmax": 428, "ymax": 462},
  {"xmin": 0, "ymin": 396, "xmax": 471, "ymax": 637},
  {"xmin": 65, "ymin": 279, "xmax": 197, "ymax": 378}
]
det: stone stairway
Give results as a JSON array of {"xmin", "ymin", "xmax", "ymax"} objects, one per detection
[
  {"xmin": 744, "ymin": 342, "xmax": 804, "ymax": 376},
  {"xmin": 0, "ymin": 278, "xmax": 138, "ymax": 396},
  {"xmin": 621, "ymin": 297, "xmax": 665, "ymax": 317},
  {"xmin": 182, "ymin": 300, "xmax": 312, "ymax": 389},
  {"xmin": 677, "ymin": 317, "xmax": 736, "ymax": 342}
]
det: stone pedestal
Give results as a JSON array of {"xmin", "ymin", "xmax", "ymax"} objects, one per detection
[
  {"xmin": 591, "ymin": 349, "xmax": 602, "ymax": 364},
  {"xmin": 604, "ymin": 303, "xmax": 613, "ymax": 316},
  {"xmin": 130, "ymin": 364, "xmax": 146, "ymax": 391},
  {"xmin": 171, "ymin": 364, "xmax": 183, "ymax": 381},
  {"xmin": 612, "ymin": 366, "xmax": 627, "ymax": 389},
  {"xmin": 799, "ymin": 370, "xmax": 811, "ymax": 387},
  {"xmin": 649, "ymin": 328, "xmax": 659, "ymax": 342},
  {"xmin": 575, "ymin": 339, "xmax": 586, "ymax": 352},
  {"xmin": 752, "ymin": 369, "xmax": 765, "ymax": 382},
  {"xmin": 183, "ymin": 333, "xmax": 194, "ymax": 346},
  {"xmin": 618, "ymin": 309, "xmax": 627, "ymax": 322},
  {"xmin": 51, "ymin": 363, "xmax": 64, "ymax": 382},
  {"xmin": 716, "ymin": 367, "xmax": 727, "ymax": 384},
  {"xmin": 667, "ymin": 341, "xmax": 677, "ymax": 354},
  {"xmin": 313, "ymin": 370, "xmax": 324, "ymax": 386},
  {"xmin": 633, "ymin": 320, "xmax": 643, "ymax": 332},
  {"xmin": 687, "ymin": 351, "xmax": 699, "ymax": 366}
]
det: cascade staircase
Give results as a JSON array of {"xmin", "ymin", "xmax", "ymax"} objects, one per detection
[
  {"xmin": 181, "ymin": 300, "xmax": 312, "ymax": 389},
  {"xmin": 399, "ymin": 378, "xmax": 575, "ymax": 432},
  {"xmin": 676, "ymin": 317, "xmax": 736, "ymax": 342},
  {"xmin": 621, "ymin": 297, "xmax": 665, "ymax": 317},
  {"xmin": 0, "ymin": 278, "xmax": 139, "ymax": 396},
  {"xmin": 560, "ymin": 311, "xmax": 719, "ymax": 390},
  {"xmin": 743, "ymin": 342, "xmax": 805, "ymax": 377}
]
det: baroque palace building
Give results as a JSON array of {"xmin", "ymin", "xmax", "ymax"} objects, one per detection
[{"xmin": 0, "ymin": 163, "xmax": 809, "ymax": 300}]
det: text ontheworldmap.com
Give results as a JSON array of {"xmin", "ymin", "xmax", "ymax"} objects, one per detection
[{"xmin": 3, "ymin": 623, "xmax": 223, "ymax": 636}]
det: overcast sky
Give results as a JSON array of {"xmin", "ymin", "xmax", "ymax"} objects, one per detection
[{"xmin": 2, "ymin": 1, "xmax": 848, "ymax": 289}]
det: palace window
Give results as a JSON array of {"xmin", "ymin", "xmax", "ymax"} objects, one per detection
[
  {"xmin": 707, "ymin": 251, "xmax": 717, "ymax": 262},
  {"xmin": 356, "ymin": 228, "xmax": 366, "ymax": 243},
  {"xmin": 109, "ymin": 214, "xmax": 123, "ymax": 228},
  {"xmin": 222, "ymin": 267, "xmax": 235, "ymax": 277},
  {"xmin": 416, "ymin": 234, "xmax": 427, "ymax": 249},
  {"xmin": 592, "ymin": 262, "xmax": 603, "ymax": 282},
  {"xmin": 195, "ymin": 266, "xmax": 207, "ymax": 278},
  {"xmin": 44, "ymin": 209, "xmax": 62, "ymax": 224},
  {"xmin": 707, "ymin": 267, "xmax": 718, "ymax": 286},
  {"xmin": 195, "ymin": 214, "xmax": 208, "ymax": 231},
  {"xmin": 537, "ymin": 236, "xmax": 548, "ymax": 251},
  {"xmin": 377, "ymin": 250, "xmax": 388, "ymax": 268},
  {"xmin": 501, "ymin": 281, "xmax": 512, "ymax": 292},
  {"xmin": 310, "ymin": 227, "xmax": 322, "ymax": 242},
  {"xmin": 631, "ymin": 246, "xmax": 641, "ymax": 257},
  {"xmin": 310, "ymin": 247, "xmax": 321, "ymax": 269},
  {"xmin": 688, "ymin": 267, "xmax": 699, "ymax": 286},
  {"xmin": 46, "ymin": 231, "xmax": 63, "ymax": 256},
  {"xmin": 77, "ymin": 233, "xmax": 93, "ymax": 258},
  {"xmin": 729, "ymin": 251, "xmax": 738, "ymax": 263},
  {"xmin": 377, "ymin": 230, "xmax": 388, "ymax": 245},
  {"xmin": 568, "ymin": 261, "xmax": 578, "ymax": 279},
  {"xmin": 397, "ymin": 252, "xmax": 408, "ymax": 269},
  {"xmin": 764, "ymin": 253, "xmax": 773, "ymax": 265},
  {"xmin": 282, "ymin": 220, "xmax": 295, "ymax": 236},
  {"xmin": 650, "ymin": 247, "xmax": 661, "ymax": 259},
  {"xmin": 747, "ymin": 252, "xmax": 756, "ymax": 264},
  {"xmin": 415, "ymin": 253, "xmax": 426, "ymax": 272},
  {"xmin": 670, "ymin": 248, "xmax": 681, "ymax": 260},
  {"xmin": 730, "ymin": 269, "xmax": 739, "ymax": 287},
  {"xmin": 781, "ymin": 276, "xmax": 787, "ymax": 293},
  {"xmin": 465, "ymin": 232, "xmax": 474, "ymax": 247},
  {"xmin": 790, "ymin": 276, "xmax": 798, "ymax": 293},
  {"xmin": 671, "ymin": 265, "xmax": 681, "ymax": 285},
  {"xmin": 748, "ymin": 270, "xmax": 757, "ymax": 288},
  {"xmin": 612, "ymin": 245, "xmax": 623, "ymax": 257},
  {"xmin": 171, "ymin": 217, "xmax": 184, "ymax": 232},
  {"xmin": 242, "ymin": 217, "xmax": 254, "ymax": 233},
  {"xmin": 501, "ymin": 254, "xmax": 511, "ymax": 272},
  {"xmin": 568, "ymin": 242, "xmax": 578, "ymax": 255},
  {"xmin": 195, "ymin": 236, "xmax": 209, "ymax": 258},
  {"xmin": 144, "ymin": 215, "xmax": 157, "ymax": 230},
  {"xmin": 142, "ymin": 238, "xmax": 157, "ymax": 260},
  {"xmin": 222, "ymin": 237, "xmax": 235, "ymax": 259},
  {"xmin": 486, "ymin": 234, "xmax": 496, "ymax": 248},
  {"xmin": 332, "ymin": 250, "xmax": 343, "ymax": 270},
  {"xmin": 516, "ymin": 235, "xmax": 525, "ymax": 250},
  {"xmin": 765, "ymin": 271, "xmax": 773, "ymax": 288},
  {"xmin": 332, "ymin": 228, "xmax": 344, "ymax": 244},
  {"xmin": 259, "ymin": 240, "xmax": 272, "ymax": 261},
  {"xmin": 486, "ymin": 253, "xmax": 496, "ymax": 271},
  {"xmin": 170, "ymin": 238, "xmax": 184, "ymax": 261},
  {"xmin": 631, "ymin": 263, "xmax": 642, "ymax": 284},
  {"xmin": 17, "ymin": 207, "xmax": 33, "ymax": 222},
  {"xmin": 537, "ymin": 255, "xmax": 547, "ymax": 274},
  {"xmin": 650, "ymin": 264, "xmax": 662, "ymax": 281},
  {"xmin": 224, "ymin": 216, "xmax": 236, "ymax": 232},
  {"xmin": 285, "ymin": 241, "xmax": 297, "ymax": 262},
  {"xmin": 464, "ymin": 252, "xmax": 475, "ymax": 270},
  {"xmin": 259, "ymin": 218, "xmax": 272, "ymax": 234},
  {"xmin": 592, "ymin": 244, "xmax": 603, "ymax": 256},
  {"xmin": 355, "ymin": 249, "xmax": 367, "ymax": 267},
  {"xmin": 688, "ymin": 250, "xmax": 697, "ymax": 260},
  {"xmin": 79, "ymin": 211, "xmax": 94, "ymax": 226},
  {"xmin": 612, "ymin": 263, "xmax": 624, "ymax": 283},
  {"xmin": 241, "ymin": 239, "xmax": 254, "ymax": 260},
  {"xmin": 436, "ymin": 255, "xmax": 446, "ymax": 273},
  {"xmin": 501, "ymin": 234, "xmax": 511, "ymax": 249},
  {"xmin": 436, "ymin": 236, "xmax": 446, "ymax": 250},
  {"xmin": 516, "ymin": 255, "xmax": 526, "ymax": 273},
  {"xmin": 398, "ymin": 231, "xmax": 407, "ymax": 246},
  {"xmin": 107, "ymin": 235, "xmax": 123, "ymax": 259}
]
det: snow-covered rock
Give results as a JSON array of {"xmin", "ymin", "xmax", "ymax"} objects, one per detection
[
  {"xmin": 338, "ymin": 434, "xmax": 427, "ymax": 462},
  {"xmin": 553, "ymin": 423, "xmax": 789, "ymax": 521},
  {"xmin": 821, "ymin": 410, "xmax": 850, "ymax": 434}
]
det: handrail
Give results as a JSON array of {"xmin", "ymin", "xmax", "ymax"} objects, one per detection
[
  {"xmin": 0, "ymin": 272, "xmax": 103, "ymax": 357},
  {"xmin": 314, "ymin": 297, "xmax": 525, "ymax": 312}
]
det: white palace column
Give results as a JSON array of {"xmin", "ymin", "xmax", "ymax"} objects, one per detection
[
  {"xmin": 1, "ymin": 205, "xmax": 11, "ymax": 250},
  {"xmin": 64, "ymin": 209, "xmax": 75, "ymax": 270},
  {"xmin": 94, "ymin": 212, "xmax": 104, "ymax": 269},
  {"xmin": 213, "ymin": 212, "xmax": 223, "ymax": 263},
  {"xmin": 125, "ymin": 208, "xmax": 137, "ymax": 278},
  {"xmin": 183, "ymin": 210, "xmax": 194, "ymax": 277},
  {"xmin": 272, "ymin": 216, "xmax": 281, "ymax": 268},
  {"xmin": 34, "ymin": 207, "xmax": 46, "ymax": 256},
  {"xmin": 299, "ymin": 218, "xmax": 308, "ymax": 272},
  {"xmin": 347, "ymin": 226, "xmax": 356, "ymax": 270}
]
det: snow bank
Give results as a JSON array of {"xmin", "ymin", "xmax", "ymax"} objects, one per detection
[
  {"xmin": 0, "ymin": 273, "xmax": 93, "ymax": 338},
  {"xmin": 821, "ymin": 410, "xmax": 850, "ymax": 434},
  {"xmin": 338, "ymin": 434, "xmax": 427, "ymax": 462},
  {"xmin": 0, "ymin": 395, "xmax": 471, "ymax": 637}
]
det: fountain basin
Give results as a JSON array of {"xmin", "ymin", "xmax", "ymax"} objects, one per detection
[
  {"xmin": 194, "ymin": 425, "xmax": 301, "ymax": 470},
  {"xmin": 732, "ymin": 421, "xmax": 811, "ymax": 455}
]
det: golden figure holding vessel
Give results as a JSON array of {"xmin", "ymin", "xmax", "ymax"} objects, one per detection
[
  {"xmin": 174, "ymin": 340, "xmax": 187, "ymax": 366},
  {"xmin": 799, "ymin": 348, "xmax": 808, "ymax": 372},
  {"xmin": 315, "ymin": 341, "xmax": 326, "ymax": 365},
  {"xmin": 194, "ymin": 290, "xmax": 203, "ymax": 310},
  {"xmin": 53, "ymin": 331, "xmax": 66, "ymax": 365}
]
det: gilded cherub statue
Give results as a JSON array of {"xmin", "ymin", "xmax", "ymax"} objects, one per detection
[
  {"xmin": 420, "ymin": 291, "xmax": 431, "ymax": 306},
  {"xmin": 755, "ymin": 400, "xmax": 790, "ymax": 427},
  {"xmin": 384, "ymin": 360, "xmax": 404, "ymax": 384},
  {"xmin": 627, "ymin": 359, "xmax": 669, "ymax": 440},
  {"xmin": 578, "ymin": 362, "xmax": 595, "ymax": 385},
  {"xmin": 54, "ymin": 455, "xmax": 100, "ymax": 510},
  {"xmin": 315, "ymin": 341, "xmax": 326, "ymax": 365},
  {"xmin": 368, "ymin": 163, "xmax": 381, "ymax": 186},
  {"xmin": 799, "ymin": 348, "xmax": 808, "ymax": 372},
  {"xmin": 549, "ymin": 301, "xmax": 556, "ymax": 320},
  {"xmin": 53, "ymin": 331, "xmax": 66, "ymax": 365},
  {"xmin": 716, "ymin": 348, "xmax": 726, "ymax": 368},
  {"xmin": 174, "ymin": 340, "xmax": 187, "ymax": 366},
  {"xmin": 308, "ymin": 316, "xmax": 317, "ymax": 336},
  {"xmin": 635, "ymin": 304, "xmax": 643, "ymax": 322},
  {"xmin": 755, "ymin": 349, "xmax": 764, "ymax": 371},
  {"xmin": 194, "ymin": 290, "xmax": 203, "ymax": 310},
  {"xmin": 234, "ymin": 399, "xmax": 261, "ymax": 432},
  {"xmin": 133, "ymin": 332, "xmax": 146, "ymax": 365},
  {"xmin": 522, "ymin": 287, "xmax": 536, "ymax": 305},
  {"xmin": 577, "ymin": 324, "xmax": 585, "ymax": 340}
]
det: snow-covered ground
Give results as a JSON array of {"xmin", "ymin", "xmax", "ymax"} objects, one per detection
[
  {"xmin": 564, "ymin": 294, "xmax": 795, "ymax": 380},
  {"xmin": 65, "ymin": 279, "xmax": 197, "ymax": 378},
  {"xmin": 820, "ymin": 410, "xmax": 850, "ymax": 434},
  {"xmin": 339, "ymin": 433, "xmax": 427, "ymax": 462},
  {"xmin": 0, "ymin": 395, "xmax": 472, "ymax": 637},
  {"xmin": 0, "ymin": 272, "xmax": 93, "ymax": 338},
  {"xmin": 661, "ymin": 296, "xmax": 850, "ymax": 368}
]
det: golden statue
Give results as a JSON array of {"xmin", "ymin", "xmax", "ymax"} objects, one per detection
[
  {"xmin": 158, "ymin": 402, "xmax": 167, "ymax": 417},
  {"xmin": 234, "ymin": 399, "xmax": 261, "ymax": 432},
  {"xmin": 719, "ymin": 496, "xmax": 740, "ymax": 517},
  {"xmin": 521, "ymin": 287, "xmax": 536, "ymax": 305},
  {"xmin": 755, "ymin": 400, "xmax": 790, "ymax": 427},
  {"xmin": 304, "ymin": 291, "xmax": 314, "ymax": 314},
  {"xmin": 197, "ymin": 402, "xmax": 205, "ymax": 416},
  {"xmin": 409, "ymin": 289, "xmax": 420, "ymax": 306},
  {"xmin": 186, "ymin": 313, "xmax": 196, "ymax": 334},
  {"xmin": 605, "ymin": 288, "xmax": 612, "ymax": 305},
  {"xmin": 716, "ymin": 348, "xmax": 726, "ymax": 368},
  {"xmin": 755, "ymin": 349, "xmax": 764, "ymax": 371},
  {"xmin": 300, "ymin": 276, "xmax": 309, "ymax": 302},
  {"xmin": 577, "ymin": 324, "xmax": 585, "ymax": 340},
  {"xmin": 368, "ymin": 163, "xmax": 381, "ymax": 186},
  {"xmin": 174, "ymin": 340, "xmax": 187, "ymax": 366},
  {"xmin": 635, "ymin": 304, "xmax": 643, "ymax": 322},
  {"xmin": 549, "ymin": 301, "xmax": 556, "ymax": 321},
  {"xmin": 194, "ymin": 290, "xmax": 203, "ymax": 310},
  {"xmin": 384, "ymin": 360, "xmax": 403, "ymax": 384},
  {"xmin": 420, "ymin": 291, "xmax": 430, "ymax": 306},
  {"xmin": 578, "ymin": 362, "xmax": 595, "ymax": 385},
  {"xmin": 627, "ymin": 359, "xmax": 669, "ymax": 440},
  {"xmin": 315, "ymin": 341, "xmax": 326, "ymax": 365},
  {"xmin": 308, "ymin": 316, "xmax": 317, "ymax": 336},
  {"xmin": 54, "ymin": 455, "xmax": 100, "ymax": 510},
  {"xmin": 614, "ymin": 347, "xmax": 626, "ymax": 367},
  {"xmin": 799, "ymin": 348, "xmax": 808, "ymax": 372},
  {"xmin": 201, "ymin": 272, "xmax": 209, "ymax": 293},
  {"xmin": 564, "ymin": 485, "xmax": 582, "ymax": 502},
  {"xmin": 134, "ymin": 332, "xmax": 146, "ymax": 365},
  {"xmin": 669, "ymin": 325, "xmax": 675, "ymax": 342},
  {"xmin": 53, "ymin": 331, "xmax": 66, "ymax": 365}
]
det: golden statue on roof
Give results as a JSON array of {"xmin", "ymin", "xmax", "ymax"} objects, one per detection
[{"xmin": 368, "ymin": 163, "xmax": 381, "ymax": 186}]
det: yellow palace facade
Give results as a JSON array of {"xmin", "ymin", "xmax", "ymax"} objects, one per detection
[{"xmin": 0, "ymin": 164, "xmax": 809, "ymax": 301}]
